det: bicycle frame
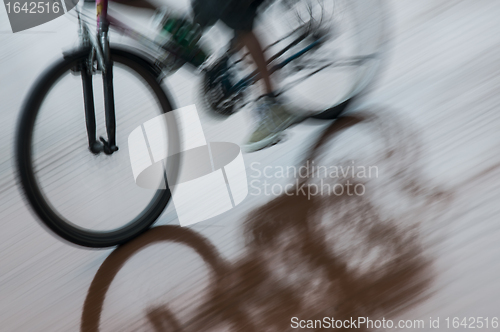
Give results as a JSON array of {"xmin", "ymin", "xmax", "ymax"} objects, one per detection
[
  {"xmin": 76, "ymin": 0, "xmax": 364, "ymax": 153},
  {"xmin": 231, "ymin": 36, "xmax": 324, "ymax": 94},
  {"xmin": 85, "ymin": 0, "xmax": 327, "ymax": 84}
]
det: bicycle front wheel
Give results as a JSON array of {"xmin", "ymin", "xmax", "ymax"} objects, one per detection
[{"xmin": 16, "ymin": 48, "xmax": 180, "ymax": 248}]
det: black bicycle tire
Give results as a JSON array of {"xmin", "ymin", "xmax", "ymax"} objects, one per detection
[
  {"xmin": 16, "ymin": 47, "xmax": 180, "ymax": 248},
  {"xmin": 311, "ymin": 98, "xmax": 353, "ymax": 120}
]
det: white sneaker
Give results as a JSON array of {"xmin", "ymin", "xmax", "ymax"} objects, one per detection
[{"xmin": 243, "ymin": 96, "xmax": 305, "ymax": 153}]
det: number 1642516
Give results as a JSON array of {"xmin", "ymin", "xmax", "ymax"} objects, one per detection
[{"xmin": 5, "ymin": 2, "xmax": 60, "ymax": 14}]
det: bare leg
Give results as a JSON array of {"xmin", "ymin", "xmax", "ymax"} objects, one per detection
[{"xmin": 236, "ymin": 30, "xmax": 274, "ymax": 95}]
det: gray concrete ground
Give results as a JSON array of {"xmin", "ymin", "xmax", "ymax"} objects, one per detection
[{"xmin": 1, "ymin": 0, "xmax": 500, "ymax": 331}]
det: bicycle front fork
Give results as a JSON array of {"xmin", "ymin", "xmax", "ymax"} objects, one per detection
[{"xmin": 81, "ymin": 32, "xmax": 118, "ymax": 155}]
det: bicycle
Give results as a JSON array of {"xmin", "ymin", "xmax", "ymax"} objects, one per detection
[{"xmin": 15, "ymin": 0, "xmax": 388, "ymax": 248}]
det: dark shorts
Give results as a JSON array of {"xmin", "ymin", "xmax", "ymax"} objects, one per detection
[{"xmin": 192, "ymin": 0, "xmax": 266, "ymax": 31}]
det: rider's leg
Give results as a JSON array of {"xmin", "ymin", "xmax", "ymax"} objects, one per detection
[
  {"xmin": 235, "ymin": 30, "xmax": 274, "ymax": 95},
  {"xmin": 233, "ymin": 29, "xmax": 305, "ymax": 152}
]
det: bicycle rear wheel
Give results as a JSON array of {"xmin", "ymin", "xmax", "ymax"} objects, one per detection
[
  {"xmin": 260, "ymin": 0, "xmax": 388, "ymax": 118},
  {"xmin": 16, "ymin": 48, "xmax": 180, "ymax": 248}
]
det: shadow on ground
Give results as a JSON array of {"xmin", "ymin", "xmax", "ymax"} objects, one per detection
[{"xmin": 81, "ymin": 108, "xmax": 451, "ymax": 331}]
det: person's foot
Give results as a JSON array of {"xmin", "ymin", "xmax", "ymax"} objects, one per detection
[{"xmin": 243, "ymin": 96, "xmax": 305, "ymax": 153}]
